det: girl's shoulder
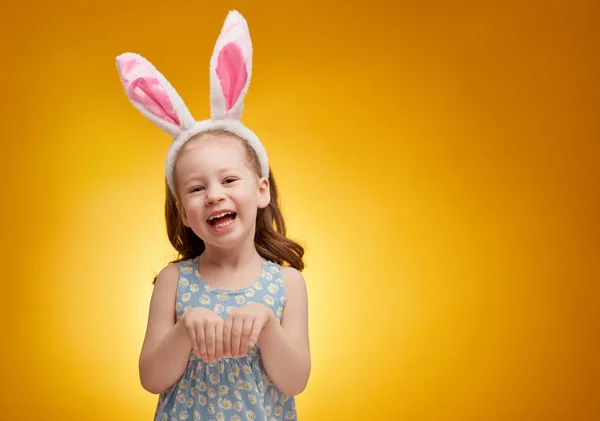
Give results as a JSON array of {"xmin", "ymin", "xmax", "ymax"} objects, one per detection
[
  {"xmin": 279, "ymin": 265, "xmax": 306, "ymax": 290},
  {"xmin": 273, "ymin": 265, "xmax": 308, "ymax": 321},
  {"xmin": 155, "ymin": 261, "xmax": 182, "ymax": 285}
]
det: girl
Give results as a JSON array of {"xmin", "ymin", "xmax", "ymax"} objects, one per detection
[{"xmin": 115, "ymin": 10, "xmax": 311, "ymax": 421}]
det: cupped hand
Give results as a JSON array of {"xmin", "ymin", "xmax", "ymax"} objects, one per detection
[
  {"xmin": 181, "ymin": 307, "xmax": 224, "ymax": 363},
  {"xmin": 224, "ymin": 303, "xmax": 273, "ymax": 358}
]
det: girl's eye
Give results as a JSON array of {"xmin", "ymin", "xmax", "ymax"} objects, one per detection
[
  {"xmin": 224, "ymin": 178, "xmax": 236, "ymax": 184},
  {"xmin": 190, "ymin": 186, "xmax": 204, "ymax": 193}
]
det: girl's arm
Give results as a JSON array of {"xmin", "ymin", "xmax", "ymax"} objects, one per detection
[
  {"xmin": 258, "ymin": 267, "xmax": 311, "ymax": 396},
  {"xmin": 138, "ymin": 263, "xmax": 192, "ymax": 394}
]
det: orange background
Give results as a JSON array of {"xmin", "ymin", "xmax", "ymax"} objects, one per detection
[{"xmin": 1, "ymin": 0, "xmax": 599, "ymax": 420}]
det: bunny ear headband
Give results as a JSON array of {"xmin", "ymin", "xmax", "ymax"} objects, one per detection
[{"xmin": 115, "ymin": 10, "xmax": 268, "ymax": 198}]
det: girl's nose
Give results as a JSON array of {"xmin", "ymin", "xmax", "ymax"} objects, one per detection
[{"xmin": 205, "ymin": 187, "xmax": 225, "ymax": 205}]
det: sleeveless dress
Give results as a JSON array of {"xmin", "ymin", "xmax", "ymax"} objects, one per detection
[{"xmin": 153, "ymin": 256, "xmax": 297, "ymax": 421}]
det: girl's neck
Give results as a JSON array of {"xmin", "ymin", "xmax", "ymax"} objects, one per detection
[{"xmin": 199, "ymin": 244, "xmax": 262, "ymax": 270}]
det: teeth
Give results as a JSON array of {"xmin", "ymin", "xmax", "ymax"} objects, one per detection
[
  {"xmin": 213, "ymin": 219, "xmax": 234, "ymax": 228},
  {"xmin": 208, "ymin": 211, "xmax": 234, "ymax": 221}
]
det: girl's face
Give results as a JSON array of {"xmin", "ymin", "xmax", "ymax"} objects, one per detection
[{"xmin": 174, "ymin": 133, "xmax": 270, "ymax": 249}]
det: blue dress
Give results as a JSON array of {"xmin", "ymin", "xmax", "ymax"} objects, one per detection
[{"xmin": 153, "ymin": 256, "xmax": 297, "ymax": 421}]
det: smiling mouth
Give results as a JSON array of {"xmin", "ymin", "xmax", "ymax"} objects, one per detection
[{"xmin": 207, "ymin": 211, "xmax": 237, "ymax": 228}]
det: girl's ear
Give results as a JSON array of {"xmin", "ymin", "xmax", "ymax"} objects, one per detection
[
  {"xmin": 176, "ymin": 200, "xmax": 191, "ymax": 227},
  {"xmin": 257, "ymin": 177, "xmax": 271, "ymax": 209}
]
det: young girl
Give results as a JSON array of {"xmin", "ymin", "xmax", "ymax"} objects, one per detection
[{"xmin": 115, "ymin": 10, "xmax": 310, "ymax": 421}]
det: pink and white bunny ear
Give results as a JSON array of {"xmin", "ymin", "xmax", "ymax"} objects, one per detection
[
  {"xmin": 116, "ymin": 52, "xmax": 195, "ymax": 138},
  {"xmin": 209, "ymin": 10, "xmax": 253, "ymax": 120}
]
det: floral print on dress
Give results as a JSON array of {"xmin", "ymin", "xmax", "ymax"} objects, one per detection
[{"xmin": 153, "ymin": 257, "xmax": 296, "ymax": 421}]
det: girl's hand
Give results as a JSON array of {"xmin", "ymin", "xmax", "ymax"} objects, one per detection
[
  {"xmin": 224, "ymin": 303, "xmax": 273, "ymax": 358},
  {"xmin": 181, "ymin": 307, "xmax": 224, "ymax": 363}
]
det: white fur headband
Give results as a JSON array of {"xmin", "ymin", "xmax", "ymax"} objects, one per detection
[{"xmin": 115, "ymin": 10, "xmax": 269, "ymax": 197}]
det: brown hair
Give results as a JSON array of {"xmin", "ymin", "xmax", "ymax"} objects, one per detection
[{"xmin": 153, "ymin": 130, "xmax": 305, "ymax": 283}]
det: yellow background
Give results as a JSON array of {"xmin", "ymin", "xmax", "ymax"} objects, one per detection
[{"xmin": 1, "ymin": 0, "xmax": 598, "ymax": 420}]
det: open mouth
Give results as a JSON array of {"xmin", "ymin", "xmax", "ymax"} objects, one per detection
[{"xmin": 207, "ymin": 211, "xmax": 237, "ymax": 228}]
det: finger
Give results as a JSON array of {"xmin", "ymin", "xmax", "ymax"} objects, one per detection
[
  {"xmin": 248, "ymin": 317, "xmax": 263, "ymax": 349},
  {"xmin": 205, "ymin": 321, "xmax": 216, "ymax": 363},
  {"xmin": 223, "ymin": 315, "xmax": 233, "ymax": 357},
  {"xmin": 231, "ymin": 314, "xmax": 244, "ymax": 358},
  {"xmin": 187, "ymin": 324, "xmax": 199, "ymax": 357},
  {"xmin": 215, "ymin": 319, "xmax": 224, "ymax": 360},
  {"xmin": 196, "ymin": 322, "xmax": 208, "ymax": 361},
  {"xmin": 239, "ymin": 317, "xmax": 254, "ymax": 357}
]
